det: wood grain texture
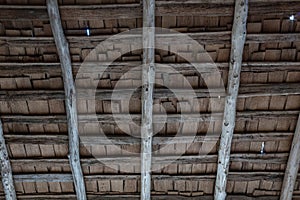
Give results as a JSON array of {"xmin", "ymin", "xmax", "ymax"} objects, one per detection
[
  {"xmin": 0, "ymin": 62, "xmax": 299, "ymax": 77},
  {"xmin": 141, "ymin": 0, "xmax": 155, "ymax": 199},
  {"xmin": 1, "ymin": 33, "xmax": 300, "ymax": 48},
  {"xmin": 0, "ymin": 2, "xmax": 299, "ymax": 20},
  {"xmin": 46, "ymin": 0, "xmax": 87, "ymax": 199},
  {"xmin": 3, "ymin": 132, "xmax": 293, "ymax": 145},
  {"xmin": 0, "ymin": 119, "xmax": 16, "ymax": 200},
  {"xmin": 215, "ymin": 0, "xmax": 248, "ymax": 199},
  {"xmin": 1, "ymin": 110, "xmax": 298, "ymax": 124},
  {"xmin": 280, "ymin": 114, "xmax": 300, "ymax": 200},
  {"xmin": 0, "ymin": 83, "xmax": 299, "ymax": 100}
]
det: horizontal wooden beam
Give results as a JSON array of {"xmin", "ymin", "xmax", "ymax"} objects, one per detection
[
  {"xmin": 0, "ymin": 83, "xmax": 299, "ymax": 101},
  {"xmin": 0, "ymin": 62, "xmax": 299, "ymax": 77},
  {"xmin": 7, "ymin": 172, "xmax": 300, "ymax": 182},
  {"xmin": 0, "ymin": 84, "xmax": 294, "ymax": 99},
  {"xmin": 4, "ymin": 132, "xmax": 293, "ymax": 145},
  {"xmin": 9, "ymin": 153, "xmax": 290, "ymax": 168},
  {"xmin": 1, "ymin": 33, "xmax": 300, "ymax": 48},
  {"xmin": 1, "ymin": 111, "xmax": 299, "ymax": 124},
  {"xmin": 0, "ymin": 194, "xmax": 296, "ymax": 200},
  {"xmin": 0, "ymin": 1, "xmax": 298, "ymax": 20}
]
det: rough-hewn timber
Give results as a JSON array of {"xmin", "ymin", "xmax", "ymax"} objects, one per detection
[
  {"xmin": 215, "ymin": 0, "xmax": 248, "ymax": 199},
  {"xmin": 140, "ymin": 0, "xmax": 155, "ymax": 198},
  {"xmin": 280, "ymin": 114, "xmax": 300, "ymax": 200},
  {"xmin": 46, "ymin": 0, "xmax": 87, "ymax": 199},
  {"xmin": 0, "ymin": 119, "xmax": 16, "ymax": 200}
]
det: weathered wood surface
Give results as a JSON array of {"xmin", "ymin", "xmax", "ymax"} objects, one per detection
[
  {"xmin": 9, "ymin": 153, "xmax": 290, "ymax": 167},
  {"xmin": 1, "ymin": 33, "xmax": 300, "ymax": 48},
  {"xmin": 46, "ymin": 0, "xmax": 87, "ymax": 199},
  {"xmin": 0, "ymin": 120, "xmax": 16, "ymax": 200},
  {"xmin": 141, "ymin": 0, "xmax": 155, "ymax": 198},
  {"xmin": 4, "ymin": 132, "xmax": 293, "ymax": 145},
  {"xmin": 280, "ymin": 114, "xmax": 300, "ymax": 200},
  {"xmin": 0, "ymin": 1, "xmax": 299, "ymax": 20},
  {"xmin": 1, "ymin": 110, "xmax": 298, "ymax": 124},
  {"xmin": 0, "ymin": 83, "xmax": 299, "ymax": 100},
  {"xmin": 4, "ymin": 172, "xmax": 300, "ymax": 182},
  {"xmin": 1, "ymin": 62, "xmax": 299, "ymax": 77},
  {"xmin": 0, "ymin": 194, "xmax": 296, "ymax": 200},
  {"xmin": 215, "ymin": 0, "xmax": 248, "ymax": 199}
]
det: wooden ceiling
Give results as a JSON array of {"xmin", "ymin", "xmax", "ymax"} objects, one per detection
[{"xmin": 0, "ymin": 0, "xmax": 300, "ymax": 199}]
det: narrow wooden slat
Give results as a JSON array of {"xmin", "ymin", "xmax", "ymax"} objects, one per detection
[
  {"xmin": 280, "ymin": 114, "xmax": 300, "ymax": 200},
  {"xmin": 141, "ymin": 0, "xmax": 155, "ymax": 199},
  {"xmin": 0, "ymin": 119, "xmax": 16, "ymax": 200},
  {"xmin": 46, "ymin": 1, "xmax": 87, "ymax": 199},
  {"xmin": 215, "ymin": 0, "xmax": 248, "ymax": 199}
]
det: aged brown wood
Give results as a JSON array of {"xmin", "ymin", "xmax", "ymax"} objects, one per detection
[
  {"xmin": 141, "ymin": 0, "xmax": 155, "ymax": 198},
  {"xmin": 215, "ymin": 0, "xmax": 248, "ymax": 199},
  {"xmin": 1, "ymin": 33, "xmax": 300, "ymax": 48},
  {"xmin": 0, "ymin": 194, "xmax": 296, "ymax": 200},
  {"xmin": 9, "ymin": 153, "xmax": 290, "ymax": 168},
  {"xmin": 0, "ymin": 62, "xmax": 299, "ymax": 77},
  {"xmin": 0, "ymin": 119, "xmax": 16, "ymax": 200},
  {"xmin": 280, "ymin": 114, "xmax": 300, "ymax": 200},
  {"xmin": 6, "ymin": 172, "xmax": 300, "ymax": 182},
  {"xmin": 1, "ymin": 110, "xmax": 298, "ymax": 124},
  {"xmin": 0, "ymin": 1, "xmax": 299, "ymax": 20},
  {"xmin": 0, "ymin": 83, "xmax": 299, "ymax": 100},
  {"xmin": 46, "ymin": 0, "xmax": 87, "ymax": 199},
  {"xmin": 4, "ymin": 132, "xmax": 293, "ymax": 145}
]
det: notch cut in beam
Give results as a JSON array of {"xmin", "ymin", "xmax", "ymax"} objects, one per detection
[
  {"xmin": 140, "ymin": 0, "xmax": 155, "ymax": 199},
  {"xmin": 46, "ymin": 1, "xmax": 87, "ymax": 200},
  {"xmin": 0, "ymin": 119, "xmax": 16, "ymax": 200},
  {"xmin": 280, "ymin": 114, "xmax": 300, "ymax": 200},
  {"xmin": 214, "ymin": 0, "xmax": 248, "ymax": 199}
]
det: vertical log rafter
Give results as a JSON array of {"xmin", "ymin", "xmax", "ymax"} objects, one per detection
[
  {"xmin": 280, "ymin": 114, "xmax": 300, "ymax": 200},
  {"xmin": 46, "ymin": 1, "xmax": 87, "ymax": 199},
  {"xmin": 140, "ymin": 0, "xmax": 155, "ymax": 199},
  {"xmin": 214, "ymin": 0, "xmax": 248, "ymax": 199},
  {"xmin": 0, "ymin": 119, "xmax": 16, "ymax": 200}
]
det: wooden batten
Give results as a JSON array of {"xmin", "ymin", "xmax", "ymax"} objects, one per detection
[
  {"xmin": 140, "ymin": 0, "xmax": 155, "ymax": 199},
  {"xmin": 214, "ymin": 0, "xmax": 249, "ymax": 199},
  {"xmin": 46, "ymin": 0, "xmax": 87, "ymax": 199},
  {"xmin": 0, "ymin": 119, "xmax": 16, "ymax": 200},
  {"xmin": 280, "ymin": 114, "xmax": 300, "ymax": 200}
]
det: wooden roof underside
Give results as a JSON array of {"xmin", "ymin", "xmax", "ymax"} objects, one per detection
[{"xmin": 0, "ymin": 0, "xmax": 300, "ymax": 199}]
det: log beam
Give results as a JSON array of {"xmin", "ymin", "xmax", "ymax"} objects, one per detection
[
  {"xmin": 46, "ymin": 1, "xmax": 87, "ymax": 199},
  {"xmin": 0, "ymin": 83, "xmax": 299, "ymax": 100},
  {"xmin": 0, "ymin": 119, "xmax": 16, "ymax": 200},
  {"xmin": 0, "ymin": 2, "xmax": 298, "ymax": 20},
  {"xmin": 141, "ymin": 0, "xmax": 155, "ymax": 199},
  {"xmin": 280, "ymin": 114, "xmax": 300, "ymax": 200},
  {"xmin": 5, "ymin": 172, "xmax": 300, "ymax": 182},
  {"xmin": 1, "ymin": 110, "xmax": 298, "ymax": 124},
  {"xmin": 1, "ymin": 33, "xmax": 300, "ymax": 48},
  {"xmin": 214, "ymin": 0, "xmax": 248, "ymax": 199},
  {"xmin": 0, "ymin": 62, "xmax": 300, "ymax": 77},
  {"xmin": 3, "ymin": 132, "xmax": 294, "ymax": 145}
]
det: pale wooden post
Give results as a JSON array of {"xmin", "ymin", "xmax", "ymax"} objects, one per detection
[
  {"xmin": 214, "ymin": 0, "xmax": 248, "ymax": 199},
  {"xmin": 46, "ymin": 0, "xmax": 87, "ymax": 199}
]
